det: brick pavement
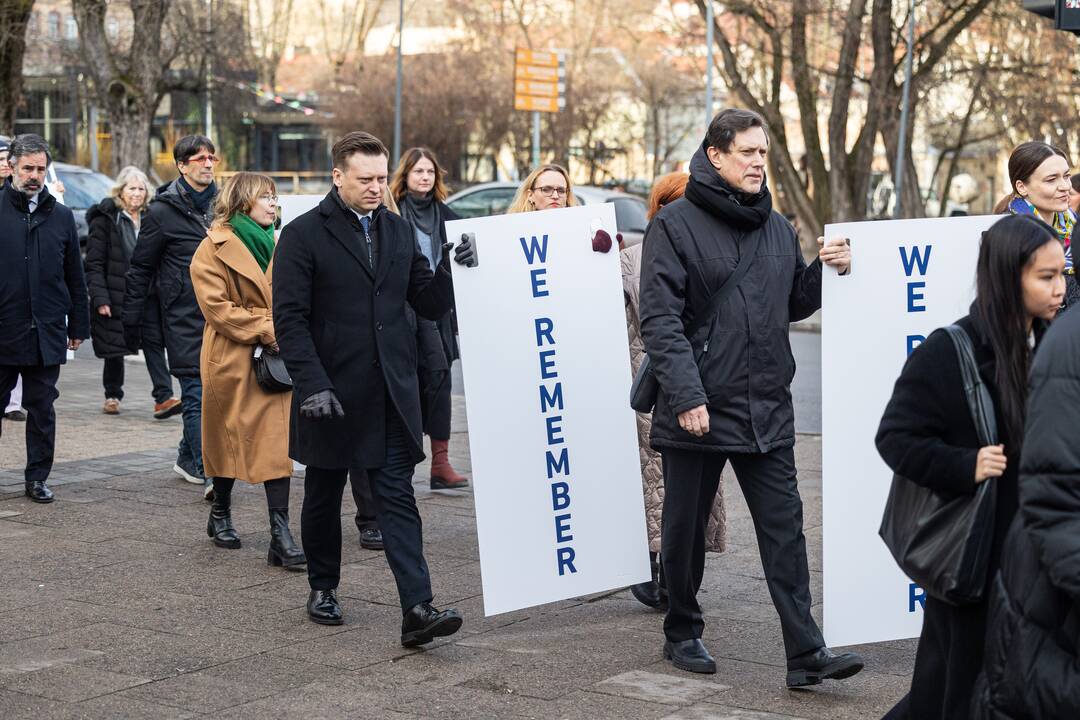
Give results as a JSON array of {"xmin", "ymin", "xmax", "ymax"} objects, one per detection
[{"xmin": 0, "ymin": 352, "xmax": 914, "ymax": 719}]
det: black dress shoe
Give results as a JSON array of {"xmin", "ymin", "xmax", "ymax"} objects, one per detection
[
  {"xmin": 663, "ymin": 639, "xmax": 716, "ymax": 674},
  {"xmin": 786, "ymin": 646, "xmax": 864, "ymax": 688},
  {"xmin": 24, "ymin": 481, "xmax": 54, "ymax": 504},
  {"xmin": 5, "ymin": 410, "xmax": 27, "ymax": 422},
  {"xmin": 307, "ymin": 589, "xmax": 344, "ymax": 625},
  {"xmin": 401, "ymin": 601, "xmax": 463, "ymax": 647},
  {"xmin": 630, "ymin": 580, "xmax": 664, "ymax": 609},
  {"xmin": 359, "ymin": 528, "xmax": 384, "ymax": 550}
]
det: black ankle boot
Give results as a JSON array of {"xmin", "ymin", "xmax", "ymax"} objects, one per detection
[
  {"xmin": 206, "ymin": 482, "xmax": 241, "ymax": 549},
  {"xmin": 267, "ymin": 508, "xmax": 306, "ymax": 570}
]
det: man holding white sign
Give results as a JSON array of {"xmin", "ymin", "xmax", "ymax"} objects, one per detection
[{"xmin": 640, "ymin": 109, "xmax": 858, "ymax": 685}]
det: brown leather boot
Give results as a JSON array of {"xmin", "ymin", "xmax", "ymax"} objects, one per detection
[{"xmin": 430, "ymin": 438, "xmax": 469, "ymax": 489}]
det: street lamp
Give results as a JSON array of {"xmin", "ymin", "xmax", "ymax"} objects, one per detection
[{"xmin": 892, "ymin": 0, "xmax": 915, "ymax": 218}]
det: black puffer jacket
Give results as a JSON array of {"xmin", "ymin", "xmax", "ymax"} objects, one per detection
[
  {"xmin": 639, "ymin": 143, "xmax": 821, "ymax": 453},
  {"xmin": 84, "ymin": 197, "xmax": 136, "ymax": 358},
  {"xmin": 971, "ymin": 307, "xmax": 1080, "ymax": 719},
  {"xmin": 122, "ymin": 179, "xmax": 213, "ymax": 377}
]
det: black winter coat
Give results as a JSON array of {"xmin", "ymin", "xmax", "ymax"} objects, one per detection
[
  {"xmin": 639, "ymin": 148, "xmax": 821, "ymax": 453},
  {"xmin": 272, "ymin": 191, "xmax": 453, "ymax": 469},
  {"xmin": 971, "ymin": 308, "xmax": 1080, "ymax": 720},
  {"xmin": 84, "ymin": 197, "xmax": 138, "ymax": 358},
  {"xmin": 122, "ymin": 179, "xmax": 213, "ymax": 377},
  {"xmin": 0, "ymin": 182, "xmax": 89, "ymax": 366}
]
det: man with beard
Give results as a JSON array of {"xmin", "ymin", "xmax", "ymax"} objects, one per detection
[{"xmin": 0, "ymin": 134, "xmax": 89, "ymax": 502}]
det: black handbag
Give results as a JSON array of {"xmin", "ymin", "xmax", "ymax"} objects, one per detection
[
  {"xmin": 630, "ymin": 232, "xmax": 760, "ymax": 413},
  {"xmin": 878, "ymin": 324, "xmax": 999, "ymax": 606},
  {"xmin": 253, "ymin": 344, "xmax": 293, "ymax": 393}
]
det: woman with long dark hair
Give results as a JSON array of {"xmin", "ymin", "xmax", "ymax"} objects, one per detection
[
  {"xmin": 995, "ymin": 141, "xmax": 1077, "ymax": 306},
  {"xmin": 389, "ymin": 147, "xmax": 468, "ymax": 490},
  {"xmin": 876, "ymin": 214, "xmax": 1066, "ymax": 719}
]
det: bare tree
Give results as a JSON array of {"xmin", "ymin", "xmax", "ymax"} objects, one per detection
[
  {"xmin": 0, "ymin": 1, "xmax": 35, "ymax": 136},
  {"xmin": 316, "ymin": 0, "xmax": 385, "ymax": 86},
  {"xmin": 249, "ymin": 0, "xmax": 294, "ymax": 90}
]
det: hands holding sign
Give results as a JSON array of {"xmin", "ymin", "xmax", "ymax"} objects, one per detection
[{"xmin": 818, "ymin": 236, "xmax": 851, "ymax": 275}]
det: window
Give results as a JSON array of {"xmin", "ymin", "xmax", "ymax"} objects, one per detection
[
  {"xmin": 107, "ymin": 18, "xmax": 119, "ymax": 39},
  {"xmin": 47, "ymin": 11, "xmax": 60, "ymax": 39},
  {"xmin": 28, "ymin": 11, "xmax": 39, "ymax": 35},
  {"xmin": 65, "ymin": 15, "xmax": 78, "ymax": 40},
  {"xmin": 447, "ymin": 187, "xmax": 518, "ymax": 218},
  {"xmin": 609, "ymin": 197, "xmax": 648, "ymax": 233}
]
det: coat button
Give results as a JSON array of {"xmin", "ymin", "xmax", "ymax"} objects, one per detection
[
  {"xmin": 376, "ymin": 323, "xmax": 383, "ymax": 331},
  {"xmin": 376, "ymin": 290, "xmax": 381, "ymax": 296},
  {"xmin": 373, "ymin": 360, "xmax": 381, "ymax": 367}
]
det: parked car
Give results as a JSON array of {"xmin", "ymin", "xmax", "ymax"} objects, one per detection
[
  {"xmin": 446, "ymin": 182, "xmax": 649, "ymax": 246},
  {"xmin": 46, "ymin": 162, "xmax": 115, "ymax": 252}
]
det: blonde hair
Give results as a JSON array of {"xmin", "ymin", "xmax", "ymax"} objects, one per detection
[
  {"xmin": 390, "ymin": 147, "xmax": 450, "ymax": 204},
  {"xmin": 212, "ymin": 172, "xmax": 277, "ymax": 229},
  {"xmin": 110, "ymin": 166, "xmax": 154, "ymax": 213},
  {"xmin": 383, "ymin": 184, "xmax": 399, "ymax": 214},
  {"xmin": 507, "ymin": 164, "xmax": 579, "ymax": 213}
]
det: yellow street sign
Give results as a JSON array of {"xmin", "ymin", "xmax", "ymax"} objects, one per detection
[
  {"xmin": 514, "ymin": 95, "xmax": 561, "ymax": 113},
  {"xmin": 514, "ymin": 64, "xmax": 561, "ymax": 82},
  {"xmin": 515, "ymin": 49, "xmax": 560, "ymax": 68},
  {"xmin": 515, "ymin": 80, "xmax": 560, "ymax": 98}
]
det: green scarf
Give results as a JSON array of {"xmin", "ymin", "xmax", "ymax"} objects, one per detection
[{"xmin": 230, "ymin": 212, "xmax": 275, "ymax": 272}]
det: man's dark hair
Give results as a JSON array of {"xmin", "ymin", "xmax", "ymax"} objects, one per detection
[
  {"xmin": 332, "ymin": 131, "xmax": 389, "ymax": 170},
  {"xmin": 9, "ymin": 134, "xmax": 51, "ymax": 165},
  {"xmin": 173, "ymin": 135, "xmax": 216, "ymax": 164},
  {"xmin": 706, "ymin": 109, "xmax": 769, "ymax": 153}
]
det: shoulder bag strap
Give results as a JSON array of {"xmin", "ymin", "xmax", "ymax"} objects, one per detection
[
  {"xmin": 943, "ymin": 325, "xmax": 998, "ymax": 446},
  {"xmin": 684, "ymin": 230, "xmax": 763, "ymax": 340}
]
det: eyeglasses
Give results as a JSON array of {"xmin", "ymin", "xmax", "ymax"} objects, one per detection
[
  {"xmin": 258, "ymin": 194, "xmax": 279, "ymax": 204},
  {"xmin": 533, "ymin": 185, "xmax": 568, "ymax": 198},
  {"xmin": 187, "ymin": 154, "xmax": 220, "ymax": 165}
]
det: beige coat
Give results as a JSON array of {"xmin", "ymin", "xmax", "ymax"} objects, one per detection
[
  {"xmin": 622, "ymin": 243, "xmax": 725, "ymax": 554},
  {"xmin": 190, "ymin": 227, "xmax": 292, "ymax": 483}
]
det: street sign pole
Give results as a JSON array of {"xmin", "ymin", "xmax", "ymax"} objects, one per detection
[
  {"xmin": 893, "ymin": 0, "xmax": 915, "ymax": 219},
  {"xmin": 532, "ymin": 111, "xmax": 540, "ymax": 167},
  {"xmin": 705, "ymin": 0, "xmax": 714, "ymax": 128},
  {"xmin": 393, "ymin": 0, "xmax": 404, "ymax": 167}
]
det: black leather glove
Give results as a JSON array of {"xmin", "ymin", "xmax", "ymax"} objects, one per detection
[
  {"xmin": 123, "ymin": 324, "xmax": 142, "ymax": 353},
  {"xmin": 299, "ymin": 389, "xmax": 345, "ymax": 420},
  {"xmin": 452, "ymin": 234, "xmax": 478, "ymax": 268}
]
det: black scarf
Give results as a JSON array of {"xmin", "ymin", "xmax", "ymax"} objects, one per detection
[
  {"xmin": 178, "ymin": 175, "xmax": 217, "ymax": 214},
  {"xmin": 684, "ymin": 140, "xmax": 773, "ymax": 231},
  {"xmin": 401, "ymin": 191, "xmax": 440, "ymax": 238}
]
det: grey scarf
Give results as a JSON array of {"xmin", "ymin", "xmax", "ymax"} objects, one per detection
[{"xmin": 401, "ymin": 191, "xmax": 440, "ymax": 238}]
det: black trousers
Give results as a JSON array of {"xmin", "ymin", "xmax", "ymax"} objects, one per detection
[
  {"xmin": 0, "ymin": 364, "xmax": 61, "ymax": 484},
  {"xmin": 660, "ymin": 445, "xmax": 824, "ymax": 658},
  {"xmin": 420, "ymin": 368, "xmax": 452, "ymax": 440},
  {"xmin": 140, "ymin": 297, "xmax": 174, "ymax": 403},
  {"xmin": 102, "ymin": 357, "xmax": 125, "ymax": 400},
  {"xmin": 349, "ymin": 467, "xmax": 378, "ymax": 532},
  {"xmin": 301, "ymin": 410, "xmax": 432, "ymax": 611}
]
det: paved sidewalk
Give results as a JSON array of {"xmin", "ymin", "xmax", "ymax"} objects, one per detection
[{"xmin": 0, "ymin": 353, "xmax": 913, "ymax": 719}]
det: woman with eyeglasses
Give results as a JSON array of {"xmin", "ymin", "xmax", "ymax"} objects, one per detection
[
  {"xmin": 507, "ymin": 164, "xmax": 579, "ymax": 213},
  {"xmin": 189, "ymin": 172, "xmax": 305, "ymax": 570}
]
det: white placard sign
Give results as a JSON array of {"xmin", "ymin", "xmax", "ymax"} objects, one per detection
[
  {"xmin": 277, "ymin": 194, "xmax": 324, "ymax": 230},
  {"xmin": 447, "ymin": 205, "xmax": 650, "ymax": 616},
  {"xmin": 822, "ymin": 215, "xmax": 998, "ymax": 647}
]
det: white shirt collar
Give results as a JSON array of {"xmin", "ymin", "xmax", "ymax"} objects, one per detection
[
  {"xmin": 349, "ymin": 207, "xmax": 373, "ymax": 223},
  {"xmin": 27, "ymin": 191, "xmax": 41, "ymax": 211}
]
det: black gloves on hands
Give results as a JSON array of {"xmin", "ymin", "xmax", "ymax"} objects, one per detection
[
  {"xmin": 452, "ymin": 234, "xmax": 478, "ymax": 268},
  {"xmin": 300, "ymin": 389, "xmax": 345, "ymax": 420}
]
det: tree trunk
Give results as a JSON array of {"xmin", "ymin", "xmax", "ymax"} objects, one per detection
[{"xmin": 0, "ymin": 1, "xmax": 35, "ymax": 137}]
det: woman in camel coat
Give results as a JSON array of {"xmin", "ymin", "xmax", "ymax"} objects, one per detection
[
  {"xmin": 189, "ymin": 172, "xmax": 304, "ymax": 570},
  {"xmin": 624, "ymin": 172, "xmax": 725, "ymax": 609}
]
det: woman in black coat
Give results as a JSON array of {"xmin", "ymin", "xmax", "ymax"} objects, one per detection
[
  {"xmin": 83, "ymin": 167, "xmax": 179, "ymax": 416},
  {"xmin": 970, "ymin": 301, "xmax": 1080, "ymax": 719},
  {"xmin": 876, "ymin": 214, "xmax": 1066, "ymax": 720},
  {"xmin": 389, "ymin": 147, "xmax": 467, "ymax": 489}
]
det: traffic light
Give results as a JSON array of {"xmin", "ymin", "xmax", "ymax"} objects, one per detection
[{"xmin": 1023, "ymin": 0, "xmax": 1080, "ymax": 33}]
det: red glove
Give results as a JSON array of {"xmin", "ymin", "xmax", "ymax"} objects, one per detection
[{"xmin": 592, "ymin": 229, "xmax": 612, "ymax": 253}]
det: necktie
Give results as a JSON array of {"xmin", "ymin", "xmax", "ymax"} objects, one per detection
[{"xmin": 359, "ymin": 215, "xmax": 373, "ymax": 268}]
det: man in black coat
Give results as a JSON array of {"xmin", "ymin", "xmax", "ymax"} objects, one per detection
[
  {"xmin": 640, "ymin": 109, "xmax": 857, "ymax": 683},
  {"xmin": 273, "ymin": 131, "xmax": 467, "ymax": 645},
  {"xmin": 123, "ymin": 135, "xmax": 218, "ymax": 495},
  {"xmin": 0, "ymin": 134, "xmax": 89, "ymax": 503}
]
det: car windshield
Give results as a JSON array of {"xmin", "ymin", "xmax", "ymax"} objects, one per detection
[{"xmin": 54, "ymin": 169, "xmax": 114, "ymax": 210}]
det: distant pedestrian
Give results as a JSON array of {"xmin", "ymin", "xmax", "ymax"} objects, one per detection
[
  {"xmin": 189, "ymin": 172, "xmax": 304, "ymax": 569},
  {"xmin": 971, "ymin": 271, "xmax": 1080, "ymax": 720},
  {"xmin": 507, "ymin": 164, "xmax": 579, "ymax": 213},
  {"xmin": 0, "ymin": 136, "xmax": 27, "ymax": 423},
  {"xmin": 274, "ymin": 131, "xmax": 466, "ymax": 642},
  {"xmin": 84, "ymin": 166, "xmax": 181, "ymax": 417},
  {"xmin": 123, "ymin": 135, "xmax": 218, "ymax": 497},
  {"xmin": 0, "ymin": 134, "xmax": 90, "ymax": 503},
  {"xmin": 878, "ymin": 214, "xmax": 1066, "ymax": 720},
  {"xmin": 623, "ymin": 172, "xmax": 726, "ymax": 611},
  {"xmin": 640, "ymin": 109, "xmax": 856, "ymax": 683},
  {"xmin": 994, "ymin": 141, "xmax": 1079, "ymax": 307},
  {"xmin": 390, "ymin": 147, "xmax": 468, "ymax": 490}
]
